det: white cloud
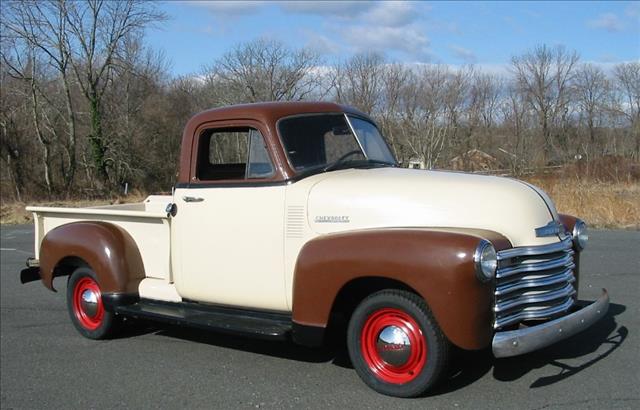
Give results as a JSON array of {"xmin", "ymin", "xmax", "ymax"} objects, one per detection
[
  {"xmin": 449, "ymin": 45, "xmax": 477, "ymax": 63},
  {"xmin": 323, "ymin": 2, "xmax": 432, "ymax": 60},
  {"xmin": 183, "ymin": 1, "xmax": 434, "ymax": 60},
  {"xmin": 626, "ymin": 3, "xmax": 640, "ymax": 18},
  {"xmin": 304, "ymin": 32, "xmax": 343, "ymax": 55},
  {"xmin": 184, "ymin": 1, "xmax": 265, "ymax": 16},
  {"xmin": 361, "ymin": 2, "xmax": 421, "ymax": 28},
  {"xmin": 280, "ymin": 1, "xmax": 369, "ymax": 16},
  {"xmin": 344, "ymin": 25, "xmax": 431, "ymax": 60},
  {"xmin": 587, "ymin": 13, "xmax": 625, "ymax": 32}
]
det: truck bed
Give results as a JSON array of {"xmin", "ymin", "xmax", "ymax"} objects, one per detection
[{"xmin": 27, "ymin": 195, "xmax": 173, "ymax": 282}]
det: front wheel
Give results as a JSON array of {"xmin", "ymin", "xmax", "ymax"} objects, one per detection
[
  {"xmin": 347, "ymin": 290, "xmax": 450, "ymax": 397},
  {"xmin": 66, "ymin": 267, "xmax": 121, "ymax": 339}
]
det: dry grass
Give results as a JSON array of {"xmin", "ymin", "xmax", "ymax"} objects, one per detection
[
  {"xmin": 526, "ymin": 177, "xmax": 640, "ymax": 230},
  {"xmin": 0, "ymin": 193, "xmax": 147, "ymax": 225}
]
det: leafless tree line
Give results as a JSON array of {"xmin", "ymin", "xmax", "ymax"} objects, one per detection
[{"xmin": 1, "ymin": 1, "xmax": 638, "ymax": 201}]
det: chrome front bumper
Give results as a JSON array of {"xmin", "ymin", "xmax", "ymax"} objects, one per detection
[{"xmin": 492, "ymin": 289, "xmax": 609, "ymax": 358}]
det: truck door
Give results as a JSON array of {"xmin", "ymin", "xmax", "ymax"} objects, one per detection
[{"xmin": 172, "ymin": 124, "xmax": 287, "ymax": 311}]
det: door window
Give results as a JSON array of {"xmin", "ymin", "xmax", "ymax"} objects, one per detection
[{"xmin": 196, "ymin": 128, "xmax": 274, "ymax": 181}]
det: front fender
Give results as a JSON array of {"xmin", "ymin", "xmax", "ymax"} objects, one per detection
[
  {"xmin": 39, "ymin": 221, "xmax": 145, "ymax": 295},
  {"xmin": 292, "ymin": 228, "xmax": 511, "ymax": 350}
]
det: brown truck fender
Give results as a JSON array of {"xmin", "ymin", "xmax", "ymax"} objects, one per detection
[
  {"xmin": 291, "ymin": 228, "xmax": 511, "ymax": 350},
  {"xmin": 39, "ymin": 221, "xmax": 145, "ymax": 307}
]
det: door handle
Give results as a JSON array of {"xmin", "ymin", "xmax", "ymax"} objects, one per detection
[{"xmin": 182, "ymin": 196, "xmax": 204, "ymax": 203}]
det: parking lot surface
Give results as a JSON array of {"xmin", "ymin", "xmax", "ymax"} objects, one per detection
[{"xmin": 1, "ymin": 225, "xmax": 638, "ymax": 409}]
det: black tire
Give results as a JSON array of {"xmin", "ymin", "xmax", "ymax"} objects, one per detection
[
  {"xmin": 66, "ymin": 267, "xmax": 121, "ymax": 339},
  {"xmin": 347, "ymin": 289, "xmax": 450, "ymax": 397}
]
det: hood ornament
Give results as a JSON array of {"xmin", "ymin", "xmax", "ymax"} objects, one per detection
[{"xmin": 535, "ymin": 221, "xmax": 566, "ymax": 238}]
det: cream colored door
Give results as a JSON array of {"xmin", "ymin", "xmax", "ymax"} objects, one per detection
[{"xmin": 172, "ymin": 127, "xmax": 287, "ymax": 311}]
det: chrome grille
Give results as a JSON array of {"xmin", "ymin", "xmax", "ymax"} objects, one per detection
[{"xmin": 494, "ymin": 237, "xmax": 576, "ymax": 329}]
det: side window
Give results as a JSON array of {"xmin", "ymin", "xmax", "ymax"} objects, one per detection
[{"xmin": 196, "ymin": 127, "xmax": 274, "ymax": 181}]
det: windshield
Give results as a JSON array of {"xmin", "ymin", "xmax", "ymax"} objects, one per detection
[{"xmin": 278, "ymin": 113, "xmax": 396, "ymax": 174}]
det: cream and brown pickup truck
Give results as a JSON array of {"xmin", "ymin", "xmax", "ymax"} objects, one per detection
[{"xmin": 21, "ymin": 102, "xmax": 609, "ymax": 397}]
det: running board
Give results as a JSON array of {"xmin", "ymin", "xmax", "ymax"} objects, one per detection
[{"xmin": 115, "ymin": 299, "xmax": 292, "ymax": 340}]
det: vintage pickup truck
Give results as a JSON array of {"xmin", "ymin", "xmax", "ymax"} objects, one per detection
[{"xmin": 21, "ymin": 102, "xmax": 609, "ymax": 397}]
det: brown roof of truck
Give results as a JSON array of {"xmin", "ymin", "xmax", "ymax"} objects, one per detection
[
  {"xmin": 186, "ymin": 101, "xmax": 369, "ymax": 125},
  {"xmin": 178, "ymin": 101, "xmax": 372, "ymax": 184}
]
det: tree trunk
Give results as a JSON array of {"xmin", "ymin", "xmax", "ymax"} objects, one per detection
[
  {"xmin": 88, "ymin": 94, "xmax": 109, "ymax": 187},
  {"xmin": 61, "ymin": 75, "xmax": 77, "ymax": 196},
  {"xmin": 29, "ymin": 73, "xmax": 53, "ymax": 197}
]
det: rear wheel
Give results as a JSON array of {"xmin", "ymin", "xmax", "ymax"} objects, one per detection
[
  {"xmin": 67, "ymin": 267, "xmax": 120, "ymax": 339},
  {"xmin": 347, "ymin": 290, "xmax": 449, "ymax": 397}
]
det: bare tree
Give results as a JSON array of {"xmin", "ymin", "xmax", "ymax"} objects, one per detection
[
  {"xmin": 207, "ymin": 38, "xmax": 324, "ymax": 104},
  {"xmin": 62, "ymin": 0, "xmax": 165, "ymax": 187},
  {"xmin": 335, "ymin": 53, "xmax": 386, "ymax": 113},
  {"xmin": 500, "ymin": 82, "xmax": 533, "ymax": 173},
  {"xmin": 397, "ymin": 66, "xmax": 450, "ymax": 168},
  {"xmin": 612, "ymin": 62, "xmax": 640, "ymax": 158},
  {"xmin": 511, "ymin": 45, "xmax": 579, "ymax": 163},
  {"xmin": 377, "ymin": 63, "xmax": 409, "ymax": 159},
  {"xmin": 574, "ymin": 63, "xmax": 610, "ymax": 156},
  {"xmin": 443, "ymin": 65, "xmax": 473, "ymax": 151},
  {"xmin": 2, "ymin": 0, "xmax": 80, "ymax": 194},
  {"xmin": 2, "ymin": 32, "xmax": 639, "ymax": 202},
  {"xmin": 0, "ymin": 71, "xmax": 27, "ymax": 201}
]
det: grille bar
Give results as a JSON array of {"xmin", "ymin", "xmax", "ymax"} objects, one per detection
[
  {"xmin": 497, "ymin": 236, "xmax": 573, "ymax": 260},
  {"xmin": 494, "ymin": 297, "xmax": 575, "ymax": 328},
  {"xmin": 494, "ymin": 237, "xmax": 576, "ymax": 329},
  {"xmin": 495, "ymin": 268, "xmax": 575, "ymax": 296},
  {"xmin": 496, "ymin": 252, "xmax": 574, "ymax": 279},
  {"xmin": 495, "ymin": 283, "xmax": 576, "ymax": 313}
]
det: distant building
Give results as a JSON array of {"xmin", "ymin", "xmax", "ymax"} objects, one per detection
[
  {"xmin": 407, "ymin": 158, "xmax": 426, "ymax": 169},
  {"xmin": 450, "ymin": 149, "xmax": 503, "ymax": 172}
]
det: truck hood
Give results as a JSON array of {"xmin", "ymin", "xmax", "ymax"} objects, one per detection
[{"xmin": 306, "ymin": 167, "xmax": 561, "ymax": 247}]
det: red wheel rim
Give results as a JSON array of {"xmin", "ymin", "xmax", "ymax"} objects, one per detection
[
  {"xmin": 360, "ymin": 308, "xmax": 427, "ymax": 384},
  {"xmin": 72, "ymin": 277, "xmax": 104, "ymax": 330}
]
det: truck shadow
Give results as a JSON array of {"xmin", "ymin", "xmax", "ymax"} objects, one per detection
[
  {"xmin": 140, "ymin": 325, "xmax": 338, "ymax": 363},
  {"xmin": 491, "ymin": 302, "xmax": 627, "ymax": 388},
  {"xmin": 122, "ymin": 302, "xmax": 626, "ymax": 393},
  {"xmin": 429, "ymin": 301, "xmax": 627, "ymax": 395}
]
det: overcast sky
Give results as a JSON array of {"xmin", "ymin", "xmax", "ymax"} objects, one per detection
[{"xmin": 147, "ymin": 1, "xmax": 640, "ymax": 76}]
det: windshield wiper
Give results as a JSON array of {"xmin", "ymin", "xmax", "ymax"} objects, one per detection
[{"xmin": 324, "ymin": 157, "xmax": 397, "ymax": 173}]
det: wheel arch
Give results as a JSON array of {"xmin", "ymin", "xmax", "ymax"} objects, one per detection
[
  {"xmin": 329, "ymin": 276, "xmax": 417, "ymax": 324},
  {"xmin": 39, "ymin": 221, "xmax": 145, "ymax": 297},
  {"xmin": 52, "ymin": 256, "xmax": 90, "ymax": 280}
]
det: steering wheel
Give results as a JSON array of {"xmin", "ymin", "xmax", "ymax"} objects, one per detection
[{"xmin": 324, "ymin": 150, "xmax": 364, "ymax": 171}]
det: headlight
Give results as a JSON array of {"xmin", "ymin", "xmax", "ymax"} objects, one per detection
[
  {"xmin": 474, "ymin": 240, "xmax": 497, "ymax": 283},
  {"xmin": 573, "ymin": 219, "xmax": 588, "ymax": 250}
]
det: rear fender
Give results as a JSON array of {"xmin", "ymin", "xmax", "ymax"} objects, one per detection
[{"xmin": 39, "ymin": 221, "xmax": 145, "ymax": 298}]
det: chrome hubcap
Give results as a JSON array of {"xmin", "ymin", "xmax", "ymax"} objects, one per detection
[
  {"xmin": 80, "ymin": 289, "xmax": 99, "ymax": 317},
  {"xmin": 376, "ymin": 325, "xmax": 412, "ymax": 366}
]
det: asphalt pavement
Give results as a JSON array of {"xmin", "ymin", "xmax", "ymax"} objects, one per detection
[{"xmin": 1, "ymin": 225, "xmax": 638, "ymax": 409}]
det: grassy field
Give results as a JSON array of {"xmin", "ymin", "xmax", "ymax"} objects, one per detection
[
  {"xmin": 1, "ymin": 177, "xmax": 638, "ymax": 229},
  {"xmin": 525, "ymin": 177, "xmax": 639, "ymax": 229}
]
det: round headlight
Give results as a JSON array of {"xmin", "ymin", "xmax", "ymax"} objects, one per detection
[
  {"xmin": 474, "ymin": 240, "xmax": 497, "ymax": 283},
  {"xmin": 573, "ymin": 219, "xmax": 588, "ymax": 250}
]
